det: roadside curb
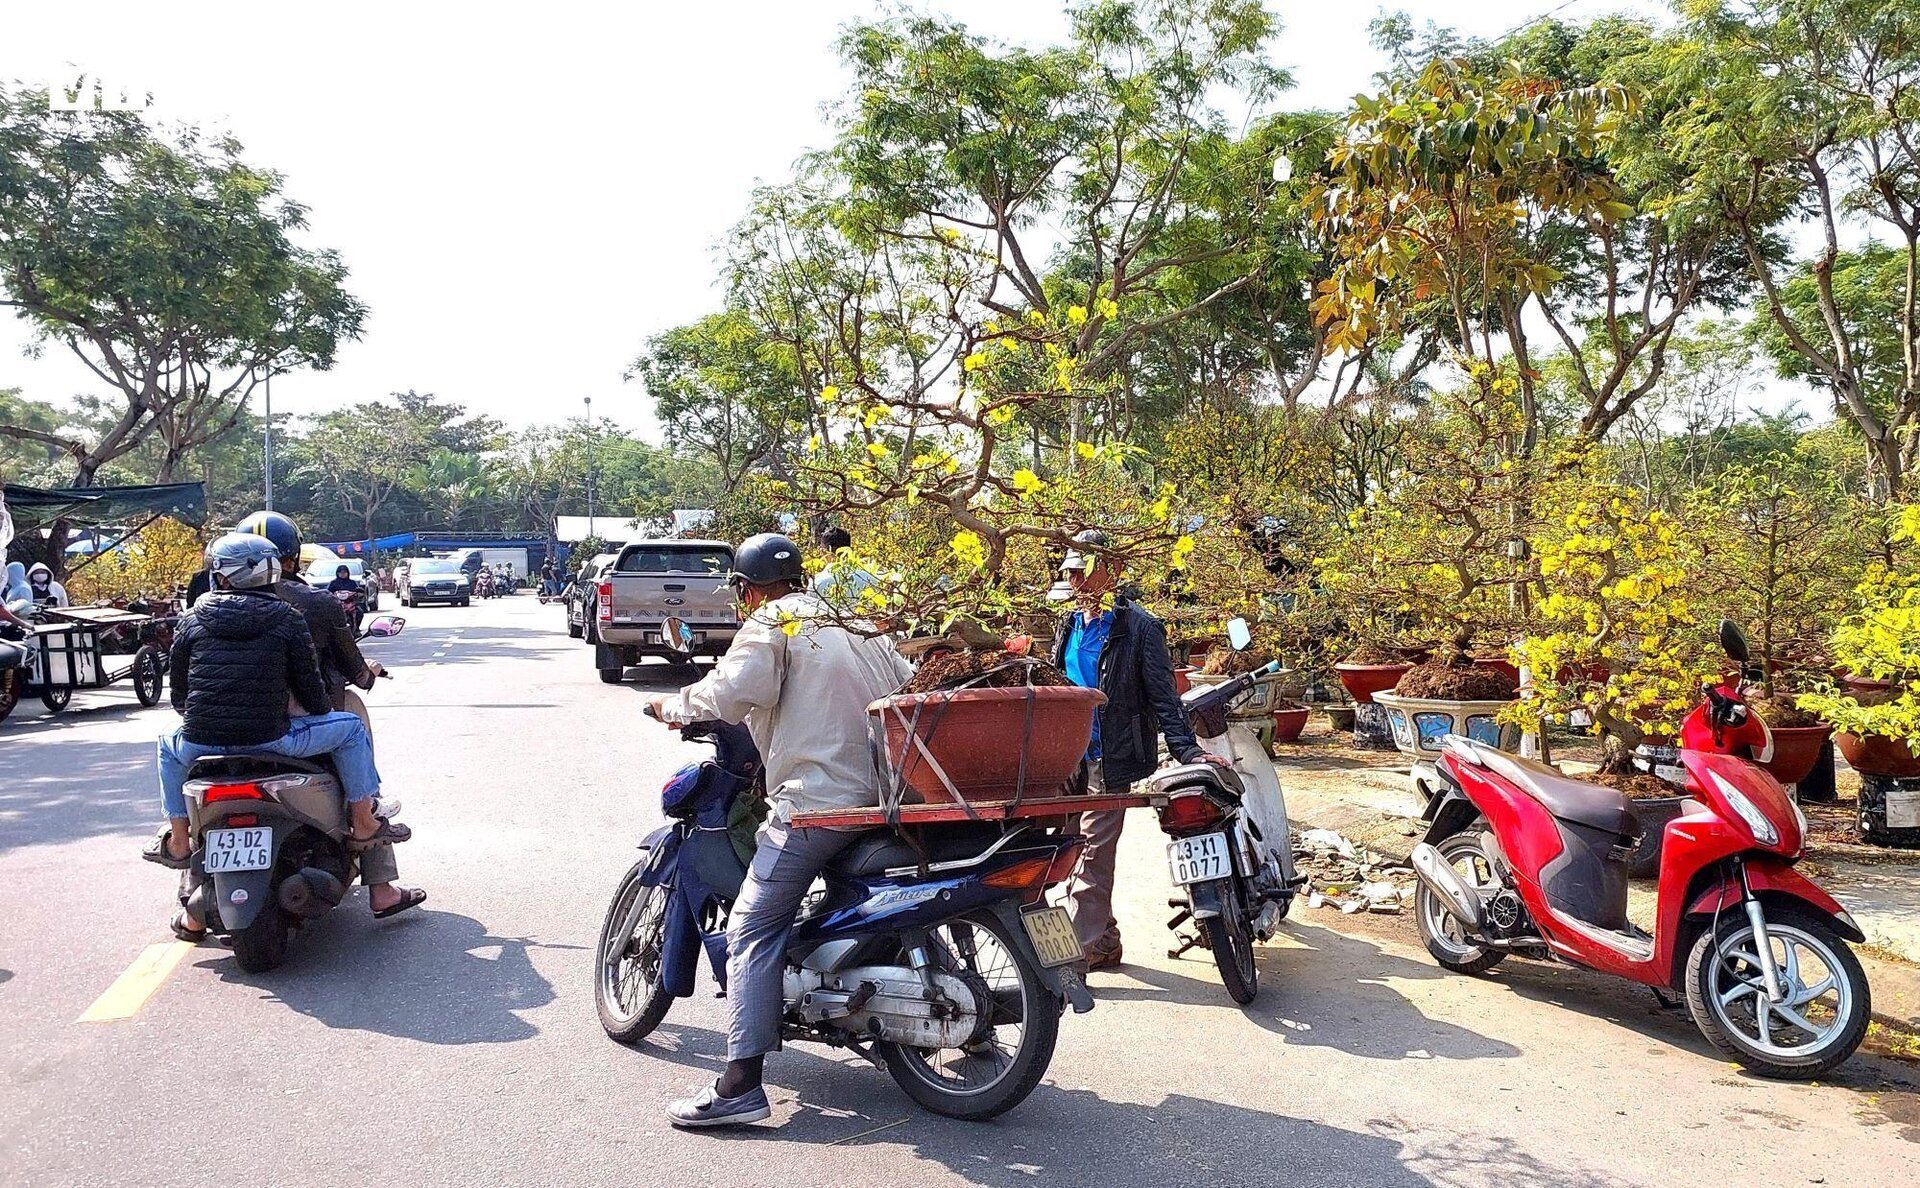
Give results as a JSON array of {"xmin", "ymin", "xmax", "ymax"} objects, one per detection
[{"xmin": 1284, "ymin": 787, "xmax": 1920, "ymax": 1035}]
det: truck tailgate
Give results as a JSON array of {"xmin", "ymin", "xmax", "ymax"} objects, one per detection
[{"xmin": 603, "ymin": 543, "xmax": 736, "ymax": 631}]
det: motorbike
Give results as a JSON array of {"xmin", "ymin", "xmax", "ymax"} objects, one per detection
[
  {"xmin": 473, "ymin": 569, "xmax": 497, "ymax": 599},
  {"xmin": 1409, "ymin": 621, "xmax": 1871, "ymax": 1078},
  {"xmin": 332, "ymin": 587, "xmax": 364, "ymax": 633},
  {"xmin": 1145, "ymin": 616, "xmax": 1299, "ymax": 1004},
  {"xmin": 593, "ymin": 618, "xmax": 1094, "ymax": 1121},
  {"xmin": 177, "ymin": 613, "xmax": 407, "ymax": 972}
]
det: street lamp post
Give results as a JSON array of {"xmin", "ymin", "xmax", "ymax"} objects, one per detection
[
  {"xmin": 583, "ymin": 396, "xmax": 595, "ymax": 538},
  {"xmin": 263, "ymin": 369, "xmax": 275, "ymax": 510}
]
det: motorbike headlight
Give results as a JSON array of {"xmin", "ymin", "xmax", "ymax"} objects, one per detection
[{"xmin": 1708, "ymin": 770, "xmax": 1779, "ymax": 847}]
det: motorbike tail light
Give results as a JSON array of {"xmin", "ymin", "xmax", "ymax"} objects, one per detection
[
  {"xmin": 1159, "ymin": 791, "xmax": 1225, "ymax": 833},
  {"xmin": 224, "ymin": 813, "xmax": 260, "ymax": 827},
  {"xmin": 1044, "ymin": 841, "xmax": 1085, "ymax": 886},
  {"xmin": 982, "ymin": 858, "xmax": 1050, "ymax": 891},
  {"xmin": 205, "ymin": 782, "xmax": 264, "ymax": 803},
  {"xmin": 597, "ymin": 581, "xmax": 613, "ymax": 622}
]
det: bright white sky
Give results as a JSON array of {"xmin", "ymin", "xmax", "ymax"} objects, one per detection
[{"xmin": 3, "ymin": 0, "xmax": 1672, "ymax": 440}]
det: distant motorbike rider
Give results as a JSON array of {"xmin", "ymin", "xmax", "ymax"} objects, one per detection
[
  {"xmin": 326, "ymin": 563, "xmax": 365, "ymax": 631},
  {"xmin": 238, "ymin": 510, "xmax": 425, "ymax": 920},
  {"xmin": 25, "ymin": 562, "xmax": 67, "ymax": 608},
  {"xmin": 147, "ymin": 533, "xmax": 409, "ymax": 939},
  {"xmin": 644, "ymin": 532, "xmax": 911, "ymax": 1129}
]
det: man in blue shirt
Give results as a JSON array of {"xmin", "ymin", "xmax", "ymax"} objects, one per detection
[{"xmin": 1050, "ymin": 531, "xmax": 1217, "ymax": 970}]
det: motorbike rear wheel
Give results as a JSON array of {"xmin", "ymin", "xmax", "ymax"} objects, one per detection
[
  {"xmin": 878, "ymin": 910, "xmax": 1060, "ymax": 1121},
  {"xmin": 1203, "ymin": 879, "xmax": 1260, "ymax": 1004},
  {"xmin": 1414, "ymin": 828, "xmax": 1507, "ymax": 975},
  {"xmin": 231, "ymin": 900, "xmax": 291, "ymax": 973},
  {"xmin": 595, "ymin": 857, "xmax": 675, "ymax": 1043}
]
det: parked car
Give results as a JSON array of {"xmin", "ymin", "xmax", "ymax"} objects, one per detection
[
  {"xmin": 567, "ymin": 552, "xmax": 619, "ymax": 640},
  {"xmin": 301, "ymin": 557, "xmax": 379, "ymax": 612},
  {"xmin": 395, "ymin": 558, "xmax": 471, "ymax": 607},
  {"xmin": 592, "ymin": 540, "xmax": 737, "ymax": 683}
]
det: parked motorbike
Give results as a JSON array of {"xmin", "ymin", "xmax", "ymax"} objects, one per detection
[
  {"xmin": 1145, "ymin": 617, "xmax": 1300, "ymax": 1004},
  {"xmin": 178, "ymin": 613, "xmax": 406, "ymax": 972},
  {"xmin": 1409, "ymin": 621, "xmax": 1870, "ymax": 1078},
  {"xmin": 593, "ymin": 618, "xmax": 1093, "ymax": 1120}
]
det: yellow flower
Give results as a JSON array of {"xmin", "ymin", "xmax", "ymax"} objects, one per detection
[
  {"xmin": 1096, "ymin": 297, "xmax": 1119, "ymax": 320},
  {"xmin": 1067, "ymin": 304, "xmax": 1088, "ymax": 325},
  {"xmin": 950, "ymin": 529, "xmax": 987, "ymax": 568},
  {"xmin": 963, "ymin": 351, "xmax": 989, "ymax": 372},
  {"xmin": 821, "ymin": 384, "xmax": 839, "ymax": 401},
  {"xmin": 1011, "ymin": 468, "xmax": 1046, "ymax": 495},
  {"xmin": 867, "ymin": 441, "xmax": 891, "ymax": 458}
]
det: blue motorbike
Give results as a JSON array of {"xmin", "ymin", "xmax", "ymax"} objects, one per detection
[{"xmin": 593, "ymin": 718, "xmax": 1095, "ymax": 1120}]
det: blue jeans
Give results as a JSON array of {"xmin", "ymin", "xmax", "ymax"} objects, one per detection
[{"xmin": 158, "ymin": 711, "xmax": 381, "ymax": 818}]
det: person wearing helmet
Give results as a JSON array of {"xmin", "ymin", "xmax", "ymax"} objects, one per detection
[
  {"xmin": 146, "ymin": 533, "xmax": 407, "ymax": 940},
  {"xmin": 241, "ymin": 510, "xmax": 423, "ymax": 920},
  {"xmin": 25, "ymin": 562, "xmax": 67, "ymax": 608},
  {"xmin": 646, "ymin": 532, "xmax": 911, "ymax": 1129}
]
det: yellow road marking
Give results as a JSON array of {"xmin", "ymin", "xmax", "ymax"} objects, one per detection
[{"xmin": 76, "ymin": 940, "xmax": 195, "ymax": 1023}]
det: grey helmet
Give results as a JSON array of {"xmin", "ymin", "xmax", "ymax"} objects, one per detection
[
  {"xmin": 727, "ymin": 532, "xmax": 806, "ymax": 588},
  {"xmin": 205, "ymin": 532, "xmax": 282, "ymax": 590}
]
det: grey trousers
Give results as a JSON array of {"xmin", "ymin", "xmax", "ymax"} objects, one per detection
[
  {"xmin": 725, "ymin": 819, "xmax": 858, "ymax": 1061},
  {"xmin": 1067, "ymin": 768, "xmax": 1131, "ymax": 954}
]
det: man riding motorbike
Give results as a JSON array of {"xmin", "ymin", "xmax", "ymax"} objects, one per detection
[
  {"xmin": 642, "ymin": 532, "xmax": 912, "ymax": 1129},
  {"xmin": 238, "ymin": 510, "xmax": 425, "ymax": 920},
  {"xmin": 326, "ymin": 563, "xmax": 366, "ymax": 632},
  {"xmin": 146, "ymin": 533, "xmax": 410, "ymax": 939}
]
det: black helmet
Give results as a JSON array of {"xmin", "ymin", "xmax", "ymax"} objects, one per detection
[
  {"xmin": 728, "ymin": 533, "xmax": 805, "ymax": 587},
  {"xmin": 236, "ymin": 509, "xmax": 302, "ymax": 560}
]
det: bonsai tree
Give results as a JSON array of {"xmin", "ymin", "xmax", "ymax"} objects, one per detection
[
  {"xmin": 1515, "ymin": 463, "xmax": 1717, "ymax": 772},
  {"xmin": 1798, "ymin": 504, "xmax": 1920, "ymax": 754},
  {"xmin": 1687, "ymin": 459, "xmax": 1854, "ymax": 699}
]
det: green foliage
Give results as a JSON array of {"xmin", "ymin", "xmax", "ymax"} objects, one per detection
[{"xmin": 1798, "ymin": 506, "xmax": 1920, "ymax": 748}]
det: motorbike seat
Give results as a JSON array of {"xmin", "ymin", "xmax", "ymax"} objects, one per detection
[
  {"xmin": 1145, "ymin": 761, "xmax": 1244, "ymax": 800},
  {"xmin": 831, "ymin": 823, "xmax": 1009, "ymax": 878},
  {"xmin": 185, "ymin": 754, "xmax": 334, "ymax": 780},
  {"xmin": 1444, "ymin": 737, "xmax": 1642, "ymax": 839}
]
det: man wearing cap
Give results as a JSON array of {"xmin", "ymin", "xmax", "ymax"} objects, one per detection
[{"xmin": 1051, "ymin": 530, "xmax": 1218, "ymax": 970}]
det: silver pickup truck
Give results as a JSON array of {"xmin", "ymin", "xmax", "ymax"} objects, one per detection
[{"xmin": 592, "ymin": 539, "xmax": 738, "ymax": 683}]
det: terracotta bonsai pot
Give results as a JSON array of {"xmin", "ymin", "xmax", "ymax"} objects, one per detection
[
  {"xmin": 870, "ymin": 685, "xmax": 1107, "ymax": 804},
  {"xmin": 1835, "ymin": 730, "xmax": 1920, "ymax": 780},
  {"xmin": 1759, "ymin": 723, "xmax": 1836, "ymax": 787},
  {"xmin": 1334, "ymin": 662, "xmax": 1413, "ymax": 705},
  {"xmin": 1270, "ymin": 705, "xmax": 1310, "ymax": 744},
  {"xmin": 1174, "ymin": 665, "xmax": 1195, "ymax": 696}
]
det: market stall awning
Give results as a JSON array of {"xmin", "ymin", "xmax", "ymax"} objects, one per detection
[{"xmin": 1, "ymin": 482, "xmax": 207, "ymax": 531}]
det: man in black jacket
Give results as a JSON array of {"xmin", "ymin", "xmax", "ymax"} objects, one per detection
[
  {"xmin": 145, "ymin": 535, "xmax": 405, "ymax": 937},
  {"xmin": 1050, "ymin": 531, "xmax": 1219, "ymax": 969}
]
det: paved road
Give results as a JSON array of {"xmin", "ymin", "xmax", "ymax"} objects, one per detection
[{"xmin": 3, "ymin": 595, "xmax": 1916, "ymax": 1187}]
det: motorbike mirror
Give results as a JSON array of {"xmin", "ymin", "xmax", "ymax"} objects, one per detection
[
  {"xmin": 1226, "ymin": 617, "xmax": 1253, "ymax": 652},
  {"xmin": 661, "ymin": 615, "xmax": 694, "ymax": 659},
  {"xmin": 365, "ymin": 615, "xmax": 405, "ymax": 638},
  {"xmin": 1718, "ymin": 619, "xmax": 1750, "ymax": 665}
]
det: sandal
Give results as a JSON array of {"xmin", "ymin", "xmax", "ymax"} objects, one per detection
[
  {"xmin": 346, "ymin": 819, "xmax": 412, "ymax": 851},
  {"xmin": 142, "ymin": 828, "xmax": 191, "ymax": 870},
  {"xmin": 372, "ymin": 887, "xmax": 427, "ymax": 919},
  {"xmin": 170, "ymin": 912, "xmax": 206, "ymax": 944}
]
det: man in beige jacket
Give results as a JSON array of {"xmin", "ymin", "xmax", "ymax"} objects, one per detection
[{"xmin": 644, "ymin": 532, "xmax": 910, "ymax": 1128}]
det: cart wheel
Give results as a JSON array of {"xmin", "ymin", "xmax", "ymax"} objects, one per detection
[
  {"xmin": 132, "ymin": 645, "xmax": 165, "ymax": 707},
  {"xmin": 0, "ymin": 669, "xmax": 19, "ymax": 723},
  {"xmin": 41, "ymin": 684, "xmax": 72, "ymax": 713}
]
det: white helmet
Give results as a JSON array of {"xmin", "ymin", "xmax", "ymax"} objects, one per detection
[{"xmin": 205, "ymin": 532, "xmax": 281, "ymax": 590}]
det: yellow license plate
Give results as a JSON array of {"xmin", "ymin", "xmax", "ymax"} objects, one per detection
[{"xmin": 1021, "ymin": 906, "xmax": 1082, "ymax": 968}]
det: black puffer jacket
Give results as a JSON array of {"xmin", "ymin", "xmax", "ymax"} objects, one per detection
[
  {"xmin": 170, "ymin": 588, "xmax": 330, "ymax": 746},
  {"xmin": 277, "ymin": 576, "xmax": 374, "ymax": 708},
  {"xmin": 1051, "ymin": 595, "xmax": 1204, "ymax": 788}
]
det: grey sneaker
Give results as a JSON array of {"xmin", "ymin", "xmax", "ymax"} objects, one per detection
[{"xmin": 666, "ymin": 1083, "xmax": 771, "ymax": 1129}]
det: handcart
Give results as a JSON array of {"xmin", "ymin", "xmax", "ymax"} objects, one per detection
[{"xmin": 0, "ymin": 604, "xmax": 168, "ymax": 721}]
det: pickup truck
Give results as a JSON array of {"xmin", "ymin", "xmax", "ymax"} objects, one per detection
[{"xmin": 592, "ymin": 539, "xmax": 737, "ymax": 683}]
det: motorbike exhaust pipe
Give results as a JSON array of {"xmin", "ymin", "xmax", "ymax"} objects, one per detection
[
  {"xmin": 1410, "ymin": 843, "xmax": 1484, "ymax": 930},
  {"xmin": 278, "ymin": 867, "xmax": 348, "ymax": 919}
]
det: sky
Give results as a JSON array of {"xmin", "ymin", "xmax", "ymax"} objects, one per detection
[{"xmin": 3, "ymin": 0, "xmax": 1673, "ymax": 441}]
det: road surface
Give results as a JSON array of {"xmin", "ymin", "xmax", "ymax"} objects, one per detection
[{"xmin": 2, "ymin": 595, "xmax": 1915, "ymax": 1186}]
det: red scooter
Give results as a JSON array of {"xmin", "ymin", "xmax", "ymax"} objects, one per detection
[{"xmin": 1409, "ymin": 622, "xmax": 1870, "ymax": 1078}]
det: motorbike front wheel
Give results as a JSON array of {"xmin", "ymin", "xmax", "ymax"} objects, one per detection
[
  {"xmin": 878, "ymin": 910, "xmax": 1060, "ymax": 1121},
  {"xmin": 1684, "ymin": 906, "xmax": 1870, "ymax": 1079},
  {"xmin": 1203, "ymin": 880, "xmax": 1259, "ymax": 1005},
  {"xmin": 595, "ymin": 857, "xmax": 675, "ymax": 1043}
]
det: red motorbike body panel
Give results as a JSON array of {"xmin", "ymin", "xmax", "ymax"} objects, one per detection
[{"xmin": 1683, "ymin": 857, "xmax": 1850, "ymax": 925}]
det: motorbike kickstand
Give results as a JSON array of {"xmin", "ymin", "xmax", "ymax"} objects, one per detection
[{"xmin": 1648, "ymin": 987, "xmax": 1682, "ymax": 1011}]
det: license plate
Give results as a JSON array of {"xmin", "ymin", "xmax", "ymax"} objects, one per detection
[
  {"xmin": 1020, "ymin": 906, "xmax": 1082, "ymax": 968},
  {"xmin": 203, "ymin": 827, "xmax": 272, "ymax": 873},
  {"xmin": 1166, "ymin": 831, "xmax": 1232, "ymax": 885}
]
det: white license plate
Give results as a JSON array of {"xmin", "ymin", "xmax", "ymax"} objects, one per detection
[
  {"xmin": 1021, "ymin": 906, "xmax": 1082, "ymax": 968},
  {"xmin": 1166, "ymin": 832, "xmax": 1232, "ymax": 885},
  {"xmin": 203, "ymin": 827, "xmax": 272, "ymax": 873}
]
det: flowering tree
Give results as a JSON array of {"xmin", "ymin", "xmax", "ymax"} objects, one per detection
[{"xmin": 1799, "ymin": 505, "xmax": 1920, "ymax": 750}]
